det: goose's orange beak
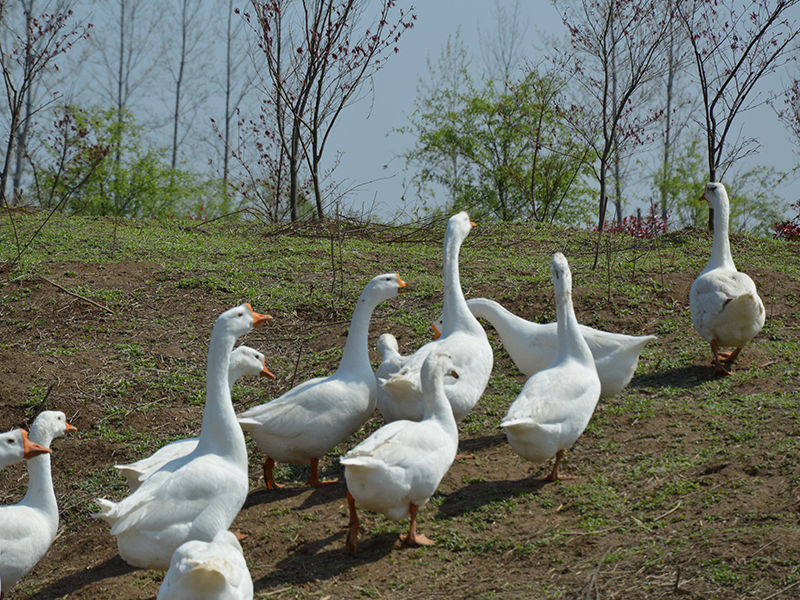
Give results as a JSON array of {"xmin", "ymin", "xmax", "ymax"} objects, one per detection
[
  {"xmin": 397, "ymin": 274, "xmax": 412, "ymax": 293},
  {"xmin": 260, "ymin": 367, "xmax": 276, "ymax": 380},
  {"xmin": 431, "ymin": 324, "xmax": 441, "ymax": 340},
  {"xmin": 65, "ymin": 422, "xmax": 77, "ymax": 432},
  {"xmin": 247, "ymin": 304, "xmax": 273, "ymax": 327},
  {"xmin": 21, "ymin": 429, "xmax": 51, "ymax": 459}
]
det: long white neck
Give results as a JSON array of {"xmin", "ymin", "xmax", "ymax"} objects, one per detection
[
  {"xmin": 197, "ymin": 325, "xmax": 247, "ymax": 462},
  {"xmin": 554, "ymin": 282, "xmax": 593, "ymax": 367},
  {"xmin": 20, "ymin": 446, "xmax": 58, "ymax": 525},
  {"xmin": 467, "ymin": 298, "xmax": 520, "ymax": 340},
  {"xmin": 337, "ymin": 288, "xmax": 381, "ymax": 374},
  {"xmin": 706, "ymin": 194, "xmax": 736, "ymax": 272},
  {"xmin": 442, "ymin": 229, "xmax": 482, "ymax": 337},
  {"xmin": 422, "ymin": 371, "xmax": 458, "ymax": 437}
]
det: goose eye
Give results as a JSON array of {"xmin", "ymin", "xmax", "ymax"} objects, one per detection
[
  {"xmin": 6, "ymin": 438, "xmax": 14, "ymax": 445},
  {"xmin": 237, "ymin": 312, "xmax": 244, "ymax": 317}
]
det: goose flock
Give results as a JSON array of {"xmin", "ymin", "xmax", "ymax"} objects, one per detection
[{"xmin": 0, "ymin": 183, "xmax": 765, "ymax": 599}]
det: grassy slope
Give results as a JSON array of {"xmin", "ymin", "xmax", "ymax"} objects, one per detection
[{"xmin": 1, "ymin": 211, "xmax": 799, "ymax": 599}]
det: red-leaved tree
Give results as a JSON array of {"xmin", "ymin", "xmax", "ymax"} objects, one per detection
[{"xmin": 244, "ymin": 0, "xmax": 415, "ymax": 221}]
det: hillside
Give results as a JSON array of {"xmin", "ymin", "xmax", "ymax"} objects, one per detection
[{"xmin": 1, "ymin": 211, "xmax": 799, "ymax": 599}]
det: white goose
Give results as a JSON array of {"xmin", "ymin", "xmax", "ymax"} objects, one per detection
[
  {"xmin": 157, "ymin": 530, "xmax": 253, "ymax": 600},
  {"xmin": 237, "ymin": 273, "xmax": 411, "ymax": 489},
  {"xmin": 501, "ymin": 253, "xmax": 601, "ymax": 481},
  {"xmin": 374, "ymin": 333, "xmax": 409, "ymax": 423},
  {"xmin": 432, "ymin": 298, "xmax": 655, "ymax": 397},
  {"xmin": 94, "ymin": 303, "xmax": 271, "ymax": 570},
  {"xmin": 690, "ymin": 182, "xmax": 765, "ymax": 376},
  {"xmin": 0, "ymin": 411, "xmax": 76, "ymax": 598},
  {"xmin": 342, "ymin": 351, "xmax": 459, "ymax": 555},
  {"xmin": 379, "ymin": 212, "xmax": 493, "ymax": 423},
  {"xmin": 115, "ymin": 346, "xmax": 275, "ymax": 491},
  {"xmin": 0, "ymin": 429, "xmax": 50, "ymax": 471}
]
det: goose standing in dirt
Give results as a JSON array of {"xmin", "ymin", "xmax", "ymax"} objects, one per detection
[
  {"xmin": 501, "ymin": 253, "xmax": 601, "ymax": 481},
  {"xmin": 343, "ymin": 352, "xmax": 460, "ymax": 555},
  {"xmin": 690, "ymin": 182, "xmax": 765, "ymax": 376},
  {"xmin": 0, "ymin": 411, "xmax": 76, "ymax": 598},
  {"xmin": 237, "ymin": 273, "xmax": 411, "ymax": 489},
  {"xmin": 379, "ymin": 212, "xmax": 493, "ymax": 423},
  {"xmin": 94, "ymin": 304, "xmax": 271, "ymax": 570},
  {"xmin": 115, "ymin": 346, "xmax": 275, "ymax": 491},
  {"xmin": 0, "ymin": 429, "xmax": 50, "ymax": 471}
]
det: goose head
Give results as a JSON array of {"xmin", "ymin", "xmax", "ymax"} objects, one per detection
[
  {"xmin": 701, "ymin": 182, "xmax": 730, "ymax": 212},
  {"xmin": 29, "ymin": 411, "xmax": 77, "ymax": 447},
  {"xmin": 217, "ymin": 303, "xmax": 272, "ymax": 339},
  {"xmin": 446, "ymin": 211, "xmax": 476, "ymax": 245},
  {"xmin": 551, "ymin": 252, "xmax": 573, "ymax": 297},
  {"xmin": 1, "ymin": 428, "xmax": 51, "ymax": 460},
  {"xmin": 364, "ymin": 273, "xmax": 412, "ymax": 304},
  {"xmin": 229, "ymin": 345, "xmax": 275, "ymax": 382},
  {"xmin": 420, "ymin": 351, "xmax": 459, "ymax": 395},
  {"xmin": 376, "ymin": 333, "xmax": 399, "ymax": 359}
]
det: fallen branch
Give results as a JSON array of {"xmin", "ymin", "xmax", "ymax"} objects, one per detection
[{"xmin": 38, "ymin": 275, "xmax": 114, "ymax": 314}]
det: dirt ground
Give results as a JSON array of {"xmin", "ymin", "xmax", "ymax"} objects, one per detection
[{"xmin": 1, "ymin": 239, "xmax": 799, "ymax": 599}]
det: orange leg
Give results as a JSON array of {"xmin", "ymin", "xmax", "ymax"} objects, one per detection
[
  {"xmin": 544, "ymin": 449, "xmax": 565, "ymax": 481},
  {"xmin": 346, "ymin": 491, "xmax": 359, "ymax": 556},
  {"xmin": 400, "ymin": 503, "xmax": 434, "ymax": 547},
  {"xmin": 263, "ymin": 457, "xmax": 284, "ymax": 490},
  {"xmin": 307, "ymin": 457, "xmax": 338, "ymax": 487},
  {"xmin": 710, "ymin": 340, "xmax": 732, "ymax": 376}
]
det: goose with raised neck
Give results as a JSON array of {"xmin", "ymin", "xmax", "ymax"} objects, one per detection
[
  {"xmin": 343, "ymin": 351, "xmax": 460, "ymax": 556},
  {"xmin": 501, "ymin": 253, "xmax": 601, "ymax": 481},
  {"xmin": 237, "ymin": 273, "xmax": 411, "ymax": 489},
  {"xmin": 115, "ymin": 346, "xmax": 275, "ymax": 491},
  {"xmin": 438, "ymin": 297, "xmax": 655, "ymax": 397},
  {"xmin": 0, "ymin": 411, "xmax": 76, "ymax": 597},
  {"xmin": 379, "ymin": 212, "xmax": 493, "ymax": 424},
  {"xmin": 690, "ymin": 182, "xmax": 765, "ymax": 376},
  {"xmin": 93, "ymin": 303, "xmax": 271, "ymax": 571},
  {"xmin": 0, "ymin": 429, "xmax": 50, "ymax": 471}
]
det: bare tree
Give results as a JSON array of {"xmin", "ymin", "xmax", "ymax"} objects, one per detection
[
  {"xmin": 552, "ymin": 0, "xmax": 674, "ymax": 266},
  {"xmin": 248, "ymin": 0, "xmax": 415, "ymax": 221},
  {"xmin": 90, "ymin": 0, "xmax": 160, "ymax": 159},
  {"xmin": 163, "ymin": 0, "xmax": 209, "ymax": 169},
  {"xmin": 215, "ymin": 0, "xmax": 253, "ymax": 186},
  {"xmin": 0, "ymin": 1, "xmax": 89, "ymax": 205},
  {"xmin": 478, "ymin": 0, "xmax": 529, "ymax": 84},
  {"xmin": 676, "ymin": 0, "xmax": 800, "ymax": 229}
]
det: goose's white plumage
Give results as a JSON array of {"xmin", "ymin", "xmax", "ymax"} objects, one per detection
[
  {"xmin": 343, "ymin": 351, "xmax": 459, "ymax": 555},
  {"xmin": 375, "ymin": 333, "xmax": 410, "ymax": 423},
  {"xmin": 501, "ymin": 254, "xmax": 601, "ymax": 481},
  {"xmin": 433, "ymin": 298, "xmax": 655, "ymax": 397},
  {"xmin": 115, "ymin": 346, "xmax": 274, "ymax": 491},
  {"xmin": 93, "ymin": 303, "xmax": 271, "ymax": 571},
  {"xmin": 0, "ymin": 411, "xmax": 76, "ymax": 596},
  {"xmin": 0, "ymin": 429, "xmax": 50, "ymax": 471},
  {"xmin": 237, "ymin": 273, "xmax": 411, "ymax": 489},
  {"xmin": 379, "ymin": 212, "xmax": 493, "ymax": 424},
  {"xmin": 157, "ymin": 530, "xmax": 253, "ymax": 600},
  {"xmin": 690, "ymin": 182, "xmax": 765, "ymax": 376}
]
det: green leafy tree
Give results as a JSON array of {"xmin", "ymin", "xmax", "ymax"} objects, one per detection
[
  {"xmin": 39, "ymin": 105, "xmax": 219, "ymax": 219},
  {"xmin": 400, "ymin": 68, "xmax": 592, "ymax": 224}
]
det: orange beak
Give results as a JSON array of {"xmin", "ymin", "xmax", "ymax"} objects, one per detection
[
  {"xmin": 247, "ymin": 303, "xmax": 273, "ymax": 327},
  {"xmin": 431, "ymin": 324, "xmax": 441, "ymax": 340},
  {"xmin": 21, "ymin": 429, "xmax": 52, "ymax": 459},
  {"xmin": 396, "ymin": 274, "xmax": 412, "ymax": 292},
  {"xmin": 260, "ymin": 367, "xmax": 276, "ymax": 380},
  {"xmin": 65, "ymin": 422, "xmax": 78, "ymax": 433}
]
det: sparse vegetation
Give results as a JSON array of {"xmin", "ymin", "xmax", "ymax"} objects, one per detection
[{"xmin": 0, "ymin": 212, "xmax": 798, "ymax": 599}]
